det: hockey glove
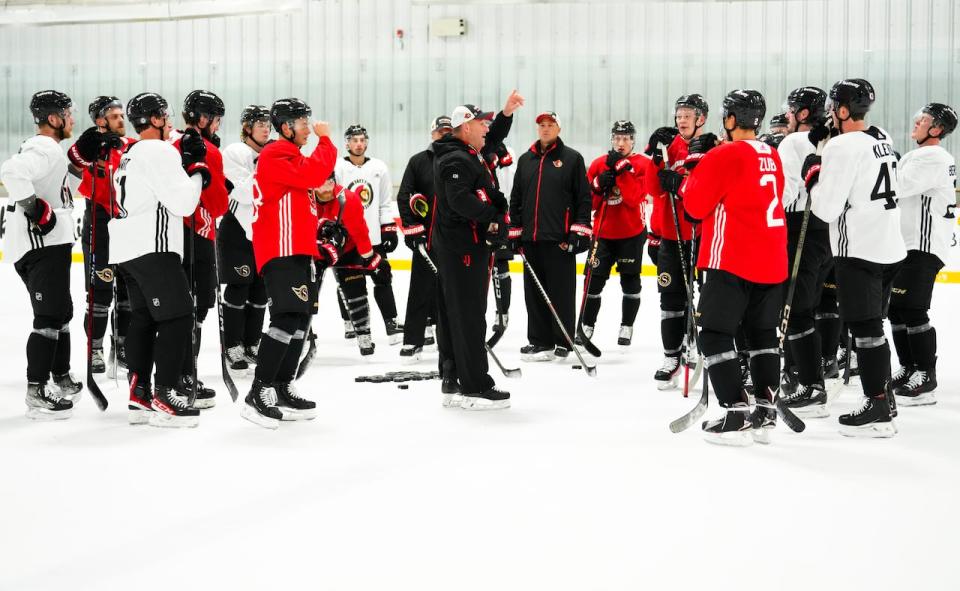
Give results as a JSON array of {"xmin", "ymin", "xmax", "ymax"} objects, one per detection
[
  {"xmin": 807, "ymin": 122, "xmax": 838, "ymax": 147},
  {"xmin": 361, "ymin": 252, "xmax": 383, "ymax": 274},
  {"xmin": 684, "ymin": 133, "xmax": 718, "ymax": 170},
  {"xmin": 318, "ymin": 220, "xmax": 346, "ymax": 250},
  {"xmin": 596, "ymin": 170, "xmax": 617, "ymax": 192},
  {"xmin": 657, "ymin": 169, "xmax": 684, "ymax": 195},
  {"xmin": 647, "ymin": 233, "xmax": 661, "ymax": 248},
  {"xmin": 210, "ymin": 132, "xmax": 221, "ymax": 148},
  {"xmin": 485, "ymin": 215, "xmax": 510, "ymax": 249},
  {"xmin": 605, "ymin": 149, "xmax": 625, "ymax": 170},
  {"xmin": 564, "ymin": 224, "xmax": 592, "ymax": 254},
  {"xmin": 379, "ymin": 223, "xmax": 399, "ymax": 253},
  {"xmin": 645, "ymin": 127, "xmax": 679, "ymax": 157},
  {"xmin": 180, "ymin": 128, "xmax": 208, "ymax": 168},
  {"xmin": 22, "ymin": 195, "xmax": 57, "ymax": 236},
  {"xmin": 402, "ymin": 224, "xmax": 427, "ymax": 251},
  {"xmin": 68, "ymin": 127, "xmax": 104, "ymax": 169},
  {"xmin": 801, "ymin": 154, "xmax": 822, "ymax": 192},
  {"xmin": 317, "ymin": 241, "xmax": 340, "ymax": 267},
  {"xmin": 409, "ymin": 193, "xmax": 429, "ymax": 218},
  {"xmin": 508, "ymin": 226, "xmax": 523, "ymax": 253}
]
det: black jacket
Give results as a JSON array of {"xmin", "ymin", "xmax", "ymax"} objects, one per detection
[
  {"xmin": 431, "ymin": 134, "xmax": 507, "ymax": 253},
  {"xmin": 509, "ymin": 137, "xmax": 591, "ymax": 243},
  {"xmin": 397, "ymin": 146, "xmax": 437, "ymax": 240}
]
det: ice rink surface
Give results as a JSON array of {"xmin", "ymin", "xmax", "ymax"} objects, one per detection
[{"xmin": 1, "ymin": 258, "xmax": 957, "ymax": 591}]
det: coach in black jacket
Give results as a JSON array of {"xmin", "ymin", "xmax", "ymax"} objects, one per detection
[
  {"xmin": 432, "ymin": 104, "xmax": 511, "ymax": 410},
  {"xmin": 509, "ymin": 111, "xmax": 592, "ymax": 361}
]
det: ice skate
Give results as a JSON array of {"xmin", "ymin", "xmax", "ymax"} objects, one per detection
[
  {"xmin": 25, "ymin": 382, "xmax": 73, "ymax": 421},
  {"xmin": 149, "ymin": 386, "xmax": 199, "ymax": 428},
  {"xmin": 241, "ymin": 379, "xmax": 283, "ymax": 429},
  {"xmin": 274, "ymin": 381, "xmax": 317, "ymax": 421},
  {"xmin": 655, "ymin": 353, "xmax": 681, "ymax": 390}
]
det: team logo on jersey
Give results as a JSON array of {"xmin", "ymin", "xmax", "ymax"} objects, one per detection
[
  {"xmin": 553, "ymin": 160, "xmax": 563, "ymax": 168},
  {"xmin": 292, "ymin": 284, "xmax": 309, "ymax": 302},
  {"xmin": 234, "ymin": 265, "xmax": 251, "ymax": 278},
  {"xmin": 657, "ymin": 272, "xmax": 672, "ymax": 287},
  {"xmin": 95, "ymin": 268, "xmax": 115, "ymax": 283},
  {"xmin": 612, "ymin": 186, "xmax": 621, "ymax": 196},
  {"xmin": 347, "ymin": 179, "xmax": 375, "ymax": 209},
  {"xmin": 152, "ymin": 298, "xmax": 160, "ymax": 307},
  {"xmin": 34, "ymin": 291, "xmax": 43, "ymax": 302}
]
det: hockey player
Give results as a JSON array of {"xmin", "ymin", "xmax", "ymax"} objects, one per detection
[
  {"xmin": 888, "ymin": 103, "xmax": 957, "ymax": 406},
  {"xmin": 509, "ymin": 111, "xmax": 592, "ymax": 361},
  {"xmin": 78, "ymin": 96, "xmax": 134, "ymax": 377},
  {"xmin": 581, "ymin": 120, "xmax": 648, "ymax": 346},
  {"xmin": 775, "ymin": 87, "xmax": 835, "ymax": 415},
  {"xmin": 109, "ymin": 92, "xmax": 204, "ymax": 427},
  {"xmin": 808, "ymin": 78, "xmax": 906, "ymax": 437},
  {"xmin": 643, "ymin": 94, "xmax": 709, "ymax": 388},
  {"xmin": 220, "ymin": 105, "xmax": 271, "ymax": 370},
  {"xmin": 1, "ymin": 90, "xmax": 84, "ymax": 419},
  {"xmin": 433, "ymin": 104, "xmax": 511, "ymax": 409},
  {"xmin": 244, "ymin": 98, "xmax": 337, "ymax": 429},
  {"xmin": 396, "ymin": 116, "xmax": 450, "ymax": 361},
  {"xmin": 670, "ymin": 89, "xmax": 787, "ymax": 446},
  {"xmin": 768, "ymin": 112, "xmax": 789, "ymax": 135},
  {"xmin": 334, "ymin": 125, "xmax": 402, "ymax": 346}
]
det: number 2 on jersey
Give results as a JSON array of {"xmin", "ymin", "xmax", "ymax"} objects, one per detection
[
  {"xmin": 870, "ymin": 161, "xmax": 897, "ymax": 210},
  {"xmin": 760, "ymin": 173, "xmax": 784, "ymax": 228}
]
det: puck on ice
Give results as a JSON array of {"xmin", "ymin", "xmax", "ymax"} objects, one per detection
[
  {"xmin": 572, "ymin": 364, "xmax": 582, "ymax": 370},
  {"xmin": 398, "ymin": 384, "xmax": 409, "ymax": 389}
]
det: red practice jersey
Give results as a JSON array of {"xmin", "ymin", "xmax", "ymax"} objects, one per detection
[
  {"xmin": 77, "ymin": 136, "xmax": 137, "ymax": 212},
  {"xmin": 171, "ymin": 133, "xmax": 229, "ymax": 240},
  {"xmin": 644, "ymin": 134, "xmax": 698, "ymax": 241},
  {"xmin": 680, "ymin": 139, "xmax": 787, "ymax": 284},
  {"xmin": 586, "ymin": 152, "xmax": 648, "ymax": 239},
  {"xmin": 316, "ymin": 185, "xmax": 373, "ymax": 257},
  {"xmin": 252, "ymin": 137, "xmax": 338, "ymax": 271}
]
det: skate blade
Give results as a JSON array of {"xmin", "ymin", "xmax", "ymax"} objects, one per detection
[
  {"xmin": 521, "ymin": 352, "xmax": 555, "ymax": 362},
  {"xmin": 400, "ymin": 353, "xmax": 423, "ymax": 365},
  {"xmin": 388, "ymin": 334, "xmax": 403, "ymax": 346},
  {"xmin": 751, "ymin": 427, "xmax": 774, "ymax": 445},
  {"xmin": 791, "ymin": 405, "xmax": 830, "ymax": 419},
  {"xmin": 25, "ymin": 407, "xmax": 73, "ymax": 421},
  {"xmin": 442, "ymin": 393, "xmax": 463, "ymax": 408},
  {"xmin": 62, "ymin": 390, "xmax": 83, "ymax": 404},
  {"xmin": 148, "ymin": 412, "xmax": 199, "ymax": 429},
  {"xmin": 839, "ymin": 421, "xmax": 898, "ymax": 438},
  {"xmin": 192, "ymin": 398, "xmax": 216, "ymax": 410},
  {"xmin": 279, "ymin": 407, "xmax": 317, "ymax": 421},
  {"xmin": 703, "ymin": 430, "xmax": 754, "ymax": 447},
  {"xmin": 128, "ymin": 408, "xmax": 152, "ymax": 425},
  {"xmin": 240, "ymin": 404, "xmax": 280, "ymax": 430},
  {"xmin": 460, "ymin": 397, "xmax": 510, "ymax": 411},
  {"xmin": 895, "ymin": 393, "xmax": 937, "ymax": 407},
  {"xmin": 656, "ymin": 377, "xmax": 679, "ymax": 391}
]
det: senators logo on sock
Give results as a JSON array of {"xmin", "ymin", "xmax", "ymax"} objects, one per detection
[
  {"xmin": 291, "ymin": 284, "xmax": 309, "ymax": 302},
  {"xmin": 95, "ymin": 268, "xmax": 115, "ymax": 283}
]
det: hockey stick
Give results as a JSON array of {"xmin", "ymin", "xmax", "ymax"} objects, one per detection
[
  {"xmin": 296, "ymin": 265, "xmax": 327, "ymax": 380},
  {"xmin": 84, "ymin": 163, "xmax": 108, "ymax": 411},
  {"xmin": 574, "ymin": 198, "xmax": 608, "ymax": 358},
  {"xmin": 680, "ymin": 232, "xmax": 704, "ymax": 394},
  {"xmin": 519, "ymin": 251, "xmax": 597, "ymax": 377},
  {"xmin": 107, "ymin": 162, "xmax": 120, "ymax": 387},
  {"xmin": 419, "ymin": 243, "xmax": 521, "ymax": 378},
  {"xmin": 211, "ymin": 236, "xmax": 239, "ymax": 402},
  {"xmin": 487, "ymin": 256, "xmax": 507, "ymax": 349},
  {"xmin": 187, "ymin": 218, "xmax": 199, "ymax": 407}
]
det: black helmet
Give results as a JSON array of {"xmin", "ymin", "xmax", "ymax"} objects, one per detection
[
  {"xmin": 126, "ymin": 92, "xmax": 169, "ymax": 127},
  {"xmin": 88, "ymin": 95, "xmax": 123, "ymax": 123},
  {"xmin": 675, "ymin": 94, "xmax": 709, "ymax": 116},
  {"xmin": 30, "ymin": 90, "xmax": 72, "ymax": 124},
  {"xmin": 722, "ymin": 89, "xmax": 766, "ymax": 130},
  {"xmin": 240, "ymin": 104, "xmax": 271, "ymax": 126},
  {"xmin": 786, "ymin": 86, "xmax": 827, "ymax": 123},
  {"xmin": 183, "ymin": 89, "xmax": 225, "ymax": 124},
  {"xmin": 344, "ymin": 124, "xmax": 368, "ymax": 139},
  {"xmin": 270, "ymin": 98, "xmax": 311, "ymax": 133},
  {"xmin": 758, "ymin": 132, "xmax": 785, "ymax": 149},
  {"xmin": 611, "ymin": 120, "xmax": 636, "ymax": 137},
  {"xmin": 828, "ymin": 79, "xmax": 875, "ymax": 117},
  {"xmin": 920, "ymin": 102, "xmax": 958, "ymax": 138},
  {"xmin": 769, "ymin": 112, "xmax": 788, "ymax": 128}
]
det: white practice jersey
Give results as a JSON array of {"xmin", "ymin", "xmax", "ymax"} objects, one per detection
[
  {"xmin": 0, "ymin": 135, "xmax": 77, "ymax": 264},
  {"xmin": 810, "ymin": 126, "xmax": 906, "ymax": 264},
  {"xmin": 496, "ymin": 146, "xmax": 518, "ymax": 197},
  {"xmin": 108, "ymin": 139, "xmax": 202, "ymax": 265},
  {"xmin": 334, "ymin": 156, "xmax": 397, "ymax": 245},
  {"xmin": 897, "ymin": 144, "xmax": 957, "ymax": 265},
  {"xmin": 778, "ymin": 130, "xmax": 815, "ymax": 212},
  {"xmin": 221, "ymin": 142, "xmax": 258, "ymax": 241}
]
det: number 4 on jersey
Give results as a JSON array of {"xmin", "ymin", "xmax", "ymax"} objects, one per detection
[{"xmin": 870, "ymin": 161, "xmax": 897, "ymax": 210}]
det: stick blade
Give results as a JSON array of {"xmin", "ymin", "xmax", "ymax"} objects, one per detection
[
  {"xmin": 669, "ymin": 390, "xmax": 708, "ymax": 433},
  {"xmin": 85, "ymin": 373, "xmax": 109, "ymax": 411}
]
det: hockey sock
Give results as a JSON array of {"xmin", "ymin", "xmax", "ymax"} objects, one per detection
[
  {"xmin": 850, "ymin": 318, "xmax": 890, "ymax": 395},
  {"xmin": 889, "ymin": 322, "xmax": 911, "ymax": 368},
  {"xmin": 700, "ymin": 329, "xmax": 744, "ymax": 407},
  {"xmin": 621, "ymin": 293, "xmax": 641, "ymax": 327},
  {"xmin": 86, "ymin": 303, "xmax": 110, "ymax": 341},
  {"xmin": 254, "ymin": 313, "xmax": 301, "ymax": 383},
  {"xmin": 907, "ymin": 323, "xmax": 936, "ymax": 370},
  {"xmin": 746, "ymin": 329, "xmax": 780, "ymax": 396},
  {"xmin": 660, "ymin": 311, "xmax": 685, "ymax": 354},
  {"xmin": 26, "ymin": 324, "xmax": 59, "ymax": 383},
  {"xmin": 337, "ymin": 288, "xmax": 350, "ymax": 321},
  {"xmin": 125, "ymin": 308, "xmax": 155, "ymax": 386},
  {"xmin": 787, "ymin": 327, "xmax": 822, "ymax": 385},
  {"xmin": 222, "ymin": 284, "xmax": 248, "ymax": 347},
  {"xmin": 275, "ymin": 319, "xmax": 309, "ymax": 382},
  {"xmin": 154, "ymin": 315, "xmax": 192, "ymax": 388},
  {"xmin": 816, "ymin": 312, "xmax": 842, "ymax": 360},
  {"xmin": 243, "ymin": 303, "xmax": 267, "ymax": 348},
  {"xmin": 373, "ymin": 284, "xmax": 398, "ymax": 322},
  {"xmin": 51, "ymin": 324, "xmax": 71, "ymax": 375}
]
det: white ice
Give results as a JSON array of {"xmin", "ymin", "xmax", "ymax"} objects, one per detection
[{"xmin": 1, "ymin": 251, "xmax": 958, "ymax": 591}]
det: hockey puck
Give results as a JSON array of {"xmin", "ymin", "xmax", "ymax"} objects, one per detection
[
  {"xmin": 572, "ymin": 364, "xmax": 582, "ymax": 370},
  {"xmin": 397, "ymin": 384, "xmax": 409, "ymax": 390}
]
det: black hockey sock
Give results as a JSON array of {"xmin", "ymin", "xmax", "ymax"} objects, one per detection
[
  {"xmin": 788, "ymin": 330, "xmax": 822, "ymax": 385},
  {"xmin": 337, "ymin": 289, "xmax": 350, "ymax": 321},
  {"xmin": 373, "ymin": 284, "xmax": 398, "ymax": 322},
  {"xmin": 749, "ymin": 351, "xmax": 780, "ymax": 398},
  {"xmin": 660, "ymin": 313, "xmax": 685, "ymax": 354},
  {"xmin": 222, "ymin": 303, "xmax": 245, "ymax": 347},
  {"xmin": 854, "ymin": 339, "xmax": 891, "ymax": 396},
  {"xmin": 154, "ymin": 315, "xmax": 192, "ymax": 388},
  {"xmin": 125, "ymin": 309, "xmax": 155, "ymax": 385},
  {"xmin": 115, "ymin": 300, "xmax": 132, "ymax": 339},
  {"xmin": 621, "ymin": 292, "xmax": 641, "ymax": 327},
  {"xmin": 583, "ymin": 294, "xmax": 601, "ymax": 326},
  {"xmin": 907, "ymin": 325, "xmax": 936, "ymax": 370},
  {"xmin": 51, "ymin": 327, "xmax": 71, "ymax": 375},
  {"xmin": 243, "ymin": 304, "xmax": 267, "ymax": 347},
  {"xmin": 700, "ymin": 329, "xmax": 744, "ymax": 407},
  {"xmin": 816, "ymin": 314, "xmax": 841, "ymax": 359},
  {"xmin": 86, "ymin": 304, "xmax": 110, "ymax": 342},
  {"xmin": 26, "ymin": 328, "xmax": 58, "ymax": 383},
  {"xmin": 890, "ymin": 324, "xmax": 911, "ymax": 367},
  {"xmin": 275, "ymin": 328, "xmax": 307, "ymax": 383},
  {"xmin": 254, "ymin": 332, "xmax": 289, "ymax": 384}
]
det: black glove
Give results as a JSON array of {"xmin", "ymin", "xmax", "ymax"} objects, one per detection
[
  {"xmin": 685, "ymin": 133, "xmax": 718, "ymax": 170},
  {"xmin": 318, "ymin": 220, "xmax": 346, "ymax": 250},
  {"xmin": 645, "ymin": 127, "xmax": 679, "ymax": 156},
  {"xmin": 209, "ymin": 132, "xmax": 221, "ymax": 148},
  {"xmin": 801, "ymin": 154, "xmax": 822, "ymax": 193},
  {"xmin": 508, "ymin": 226, "xmax": 523, "ymax": 253},
  {"xmin": 807, "ymin": 122, "xmax": 838, "ymax": 147},
  {"xmin": 379, "ymin": 223, "xmax": 398, "ymax": 253},
  {"xmin": 68, "ymin": 127, "xmax": 105, "ymax": 169},
  {"xmin": 564, "ymin": 224, "xmax": 592, "ymax": 254},
  {"xmin": 597, "ymin": 170, "xmax": 617, "ymax": 191},
  {"xmin": 102, "ymin": 132, "xmax": 123, "ymax": 152},
  {"xmin": 485, "ymin": 215, "xmax": 510, "ymax": 249},
  {"xmin": 403, "ymin": 225, "xmax": 427, "ymax": 251},
  {"xmin": 180, "ymin": 128, "xmax": 208, "ymax": 169},
  {"xmin": 23, "ymin": 196, "xmax": 57, "ymax": 236},
  {"xmin": 605, "ymin": 149, "xmax": 624, "ymax": 169},
  {"xmin": 658, "ymin": 169, "xmax": 684, "ymax": 195}
]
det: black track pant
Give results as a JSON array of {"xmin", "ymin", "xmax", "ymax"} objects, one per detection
[
  {"xmin": 402, "ymin": 246, "xmax": 438, "ymax": 347},
  {"xmin": 522, "ymin": 241, "xmax": 575, "ymax": 349}
]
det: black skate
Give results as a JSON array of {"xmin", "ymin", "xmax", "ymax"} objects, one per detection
[
  {"xmin": 521, "ymin": 344, "xmax": 555, "ymax": 362},
  {"xmin": 385, "ymin": 318, "xmax": 404, "ymax": 346},
  {"xmin": 128, "ymin": 380, "xmax": 153, "ymax": 425},
  {"xmin": 180, "ymin": 374, "xmax": 216, "ymax": 409},
  {"xmin": 357, "ymin": 333, "xmax": 375, "ymax": 356},
  {"xmin": 749, "ymin": 393, "xmax": 778, "ymax": 445},
  {"xmin": 52, "ymin": 371, "xmax": 83, "ymax": 402},
  {"xmin": 243, "ymin": 344, "xmax": 259, "ymax": 365},
  {"xmin": 441, "ymin": 367, "xmax": 462, "ymax": 408},
  {"xmin": 25, "ymin": 382, "xmax": 73, "ymax": 421},
  {"xmin": 890, "ymin": 364, "xmax": 915, "ymax": 392},
  {"xmin": 823, "ymin": 357, "xmax": 840, "ymax": 380},
  {"xmin": 461, "ymin": 386, "xmax": 511, "ymax": 410},
  {"xmin": 400, "ymin": 344, "xmax": 423, "ymax": 364},
  {"xmin": 701, "ymin": 402, "xmax": 753, "ymax": 447},
  {"xmin": 654, "ymin": 353, "xmax": 681, "ymax": 390},
  {"xmin": 424, "ymin": 325, "xmax": 437, "ymax": 350},
  {"xmin": 343, "ymin": 320, "xmax": 356, "ymax": 340},
  {"xmin": 241, "ymin": 378, "xmax": 283, "ymax": 429},
  {"xmin": 554, "ymin": 345, "xmax": 570, "ymax": 359},
  {"xmin": 618, "ymin": 325, "xmax": 633, "ymax": 347},
  {"xmin": 226, "ymin": 345, "xmax": 249, "ymax": 371},
  {"xmin": 274, "ymin": 381, "xmax": 317, "ymax": 421},
  {"xmin": 894, "ymin": 367, "xmax": 937, "ymax": 407},
  {"xmin": 150, "ymin": 386, "xmax": 200, "ymax": 428},
  {"xmin": 782, "ymin": 383, "xmax": 829, "ymax": 418},
  {"xmin": 91, "ymin": 347, "xmax": 106, "ymax": 374},
  {"xmin": 838, "ymin": 391, "xmax": 897, "ymax": 438}
]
